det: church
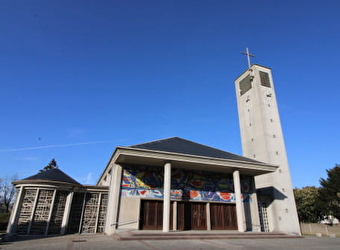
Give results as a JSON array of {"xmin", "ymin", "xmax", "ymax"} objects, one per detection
[{"xmin": 6, "ymin": 61, "xmax": 301, "ymax": 236}]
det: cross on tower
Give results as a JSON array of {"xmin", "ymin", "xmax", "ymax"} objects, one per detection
[{"xmin": 241, "ymin": 48, "xmax": 255, "ymax": 68}]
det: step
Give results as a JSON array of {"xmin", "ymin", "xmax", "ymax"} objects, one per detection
[{"xmin": 113, "ymin": 232, "xmax": 303, "ymax": 241}]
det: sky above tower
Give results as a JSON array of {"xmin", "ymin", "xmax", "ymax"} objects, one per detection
[{"xmin": 1, "ymin": 0, "xmax": 339, "ymax": 188}]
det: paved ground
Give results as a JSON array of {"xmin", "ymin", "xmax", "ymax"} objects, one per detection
[{"xmin": 1, "ymin": 234, "xmax": 340, "ymax": 250}]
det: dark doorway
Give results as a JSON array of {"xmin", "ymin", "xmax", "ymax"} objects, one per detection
[
  {"xmin": 210, "ymin": 203, "xmax": 237, "ymax": 230},
  {"xmin": 67, "ymin": 192, "xmax": 85, "ymax": 234},
  {"xmin": 177, "ymin": 202, "xmax": 191, "ymax": 230}
]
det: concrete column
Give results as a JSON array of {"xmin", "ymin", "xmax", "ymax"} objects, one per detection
[
  {"xmin": 60, "ymin": 191, "xmax": 74, "ymax": 235},
  {"xmin": 233, "ymin": 170, "xmax": 245, "ymax": 232},
  {"xmin": 173, "ymin": 201, "xmax": 177, "ymax": 231},
  {"xmin": 105, "ymin": 164, "xmax": 122, "ymax": 235},
  {"xmin": 250, "ymin": 177, "xmax": 261, "ymax": 232},
  {"xmin": 206, "ymin": 203, "xmax": 211, "ymax": 231},
  {"xmin": 6, "ymin": 186, "xmax": 24, "ymax": 234},
  {"xmin": 163, "ymin": 162, "xmax": 171, "ymax": 232}
]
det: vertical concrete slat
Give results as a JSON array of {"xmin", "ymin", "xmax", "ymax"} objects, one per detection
[
  {"xmin": 94, "ymin": 192, "xmax": 102, "ymax": 233},
  {"xmin": 27, "ymin": 188, "xmax": 40, "ymax": 235},
  {"xmin": 60, "ymin": 191, "xmax": 74, "ymax": 235},
  {"xmin": 6, "ymin": 186, "xmax": 24, "ymax": 234},
  {"xmin": 78, "ymin": 192, "xmax": 87, "ymax": 234},
  {"xmin": 45, "ymin": 189, "xmax": 57, "ymax": 235}
]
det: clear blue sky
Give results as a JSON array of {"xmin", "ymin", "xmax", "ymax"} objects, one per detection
[{"xmin": 1, "ymin": 0, "xmax": 339, "ymax": 188}]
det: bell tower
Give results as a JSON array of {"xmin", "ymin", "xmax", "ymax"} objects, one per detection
[{"xmin": 234, "ymin": 49, "xmax": 300, "ymax": 235}]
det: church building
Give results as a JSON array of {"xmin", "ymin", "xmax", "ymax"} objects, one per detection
[{"xmin": 6, "ymin": 61, "xmax": 301, "ymax": 236}]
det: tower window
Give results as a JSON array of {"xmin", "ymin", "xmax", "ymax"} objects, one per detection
[
  {"xmin": 276, "ymin": 151, "xmax": 279, "ymax": 155},
  {"xmin": 273, "ymin": 134, "xmax": 276, "ymax": 138},
  {"xmin": 239, "ymin": 75, "xmax": 252, "ymax": 96},
  {"xmin": 260, "ymin": 71, "xmax": 271, "ymax": 88}
]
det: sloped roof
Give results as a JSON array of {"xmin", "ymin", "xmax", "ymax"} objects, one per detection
[
  {"xmin": 130, "ymin": 137, "xmax": 259, "ymax": 163},
  {"xmin": 23, "ymin": 168, "xmax": 80, "ymax": 185}
]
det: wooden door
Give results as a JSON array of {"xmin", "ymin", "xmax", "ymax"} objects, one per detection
[
  {"xmin": 191, "ymin": 202, "xmax": 207, "ymax": 230},
  {"xmin": 140, "ymin": 200, "xmax": 163, "ymax": 230},
  {"xmin": 210, "ymin": 203, "xmax": 237, "ymax": 230}
]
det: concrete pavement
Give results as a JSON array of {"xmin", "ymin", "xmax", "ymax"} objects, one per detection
[{"xmin": 1, "ymin": 234, "xmax": 340, "ymax": 250}]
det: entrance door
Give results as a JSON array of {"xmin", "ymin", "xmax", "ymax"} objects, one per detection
[
  {"xmin": 177, "ymin": 202, "xmax": 207, "ymax": 230},
  {"xmin": 177, "ymin": 202, "xmax": 191, "ymax": 230},
  {"xmin": 139, "ymin": 200, "xmax": 173, "ymax": 230},
  {"xmin": 258, "ymin": 202, "xmax": 269, "ymax": 232},
  {"xmin": 210, "ymin": 203, "xmax": 237, "ymax": 230}
]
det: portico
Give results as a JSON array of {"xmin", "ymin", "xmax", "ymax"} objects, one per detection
[{"xmin": 99, "ymin": 137, "xmax": 277, "ymax": 234}]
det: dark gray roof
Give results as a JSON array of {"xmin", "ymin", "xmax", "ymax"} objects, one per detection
[
  {"xmin": 130, "ymin": 137, "xmax": 259, "ymax": 163},
  {"xmin": 23, "ymin": 168, "xmax": 80, "ymax": 185}
]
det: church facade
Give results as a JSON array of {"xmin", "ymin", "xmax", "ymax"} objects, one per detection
[
  {"xmin": 99, "ymin": 137, "xmax": 277, "ymax": 234},
  {"xmin": 6, "ymin": 63, "xmax": 301, "ymax": 236}
]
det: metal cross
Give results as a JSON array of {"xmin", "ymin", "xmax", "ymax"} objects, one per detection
[{"xmin": 241, "ymin": 48, "xmax": 255, "ymax": 68}]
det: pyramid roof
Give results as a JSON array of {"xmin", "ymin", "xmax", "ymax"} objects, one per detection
[
  {"xmin": 22, "ymin": 168, "xmax": 80, "ymax": 185},
  {"xmin": 130, "ymin": 137, "xmax": 259, "ymax": 163}
]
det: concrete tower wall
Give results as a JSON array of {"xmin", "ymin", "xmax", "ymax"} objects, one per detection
[{"xmin": 235, "ymin": 64, "xmax": 300, "ymax": 235}]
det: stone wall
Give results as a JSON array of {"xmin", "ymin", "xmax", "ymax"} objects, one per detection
[{"xmin": 300, "ymin": 223, "xmax": 340, "ymax": 236}]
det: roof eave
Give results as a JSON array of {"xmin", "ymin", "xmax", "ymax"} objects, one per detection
[
  {"xmin": 13, "ymin": 179, "xmax": 81, "ymax": 187},
  {"xmin": 112, "ymin": 146, "xmax": 278, "ymax": 175}
]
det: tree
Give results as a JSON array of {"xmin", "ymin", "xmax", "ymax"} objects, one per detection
[
  {"xmin": 293, "ymin": 186, "xmax": 322, "ymax": 223},
  {"xmin": 39, "ymin": 158, "xmax": 58, "ymax": 173},
  {"xmin": 0, "ymin": 175, "xmax": 17, "ymax": 213},
  {"xmin": 317, "ymin": 164, "xmax": 340, "ymax": 220}
]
